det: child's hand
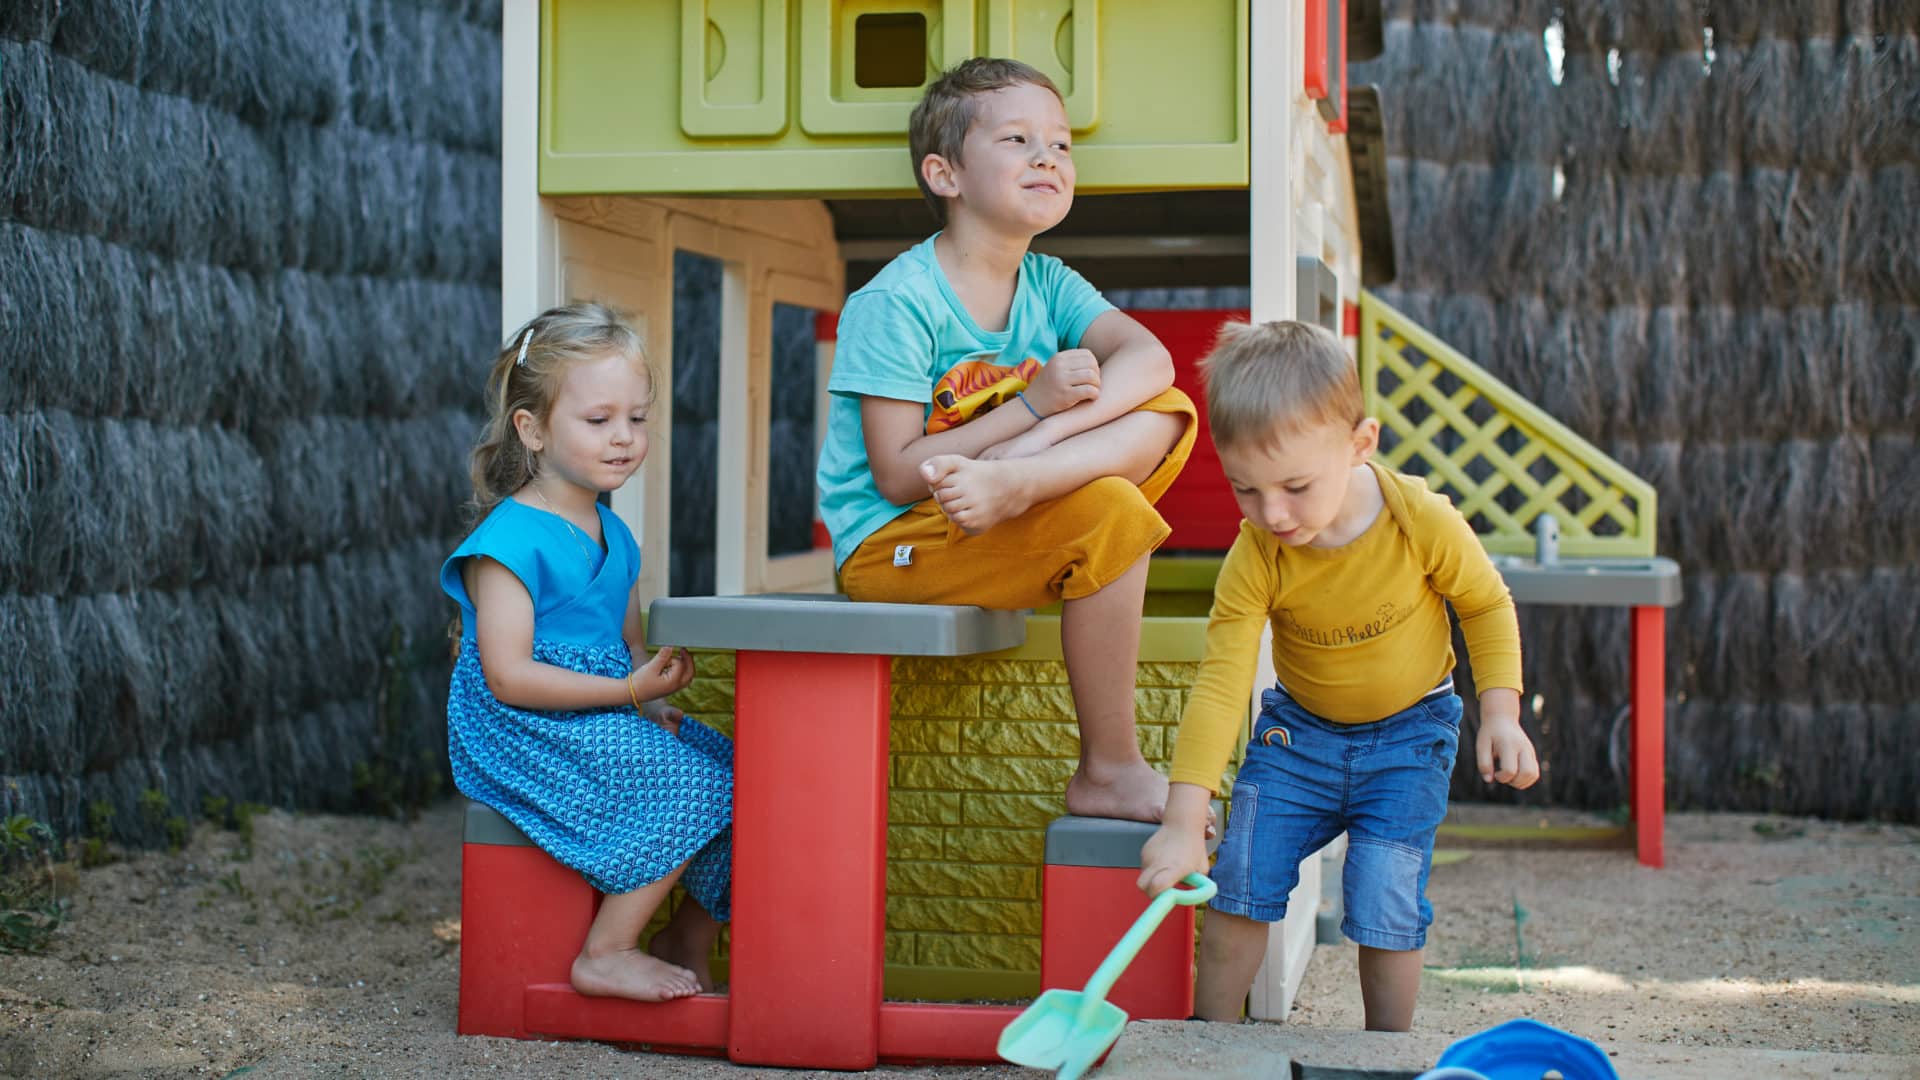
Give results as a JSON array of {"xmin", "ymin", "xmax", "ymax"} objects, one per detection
[
  {"xmin": 1475, "ymin": 692, "xmax": 1540, "ymax": 788},
  {"xmin": 641, "ymin": 701, "xmax": 685, "ymax": 738},
  {"xmin": 1024, "ymin": 348, "xmax": 1101, "ymax": 415},
  {"xmin": 1137, "ymin": 820, "xmax": 1210, "ymax": 899},
  {"xmin": 635, "ymin": 645, "xmax": 696, "ymax": 698}
]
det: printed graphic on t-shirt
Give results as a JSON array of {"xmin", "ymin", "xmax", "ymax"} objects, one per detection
[
  {"xmin": 926, "ymin": 356, "xmax": 1044, "ymax": 434},
  {"xmin": 1278, "ymin": 602, "xmax": 1399, "ymax": 648}
]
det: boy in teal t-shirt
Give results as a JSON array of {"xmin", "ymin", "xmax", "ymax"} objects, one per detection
[{"xmin": 815, "ymin": 57, "xmax": 1200, "ymax": 823}]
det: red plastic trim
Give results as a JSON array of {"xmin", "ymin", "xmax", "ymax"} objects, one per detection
[
  {"xmin": 1329, "ymin": 0, "xmax": 1349, "ymax": 133},
  {"xmin": 1630, "ymin": 606, "xmax": 1666, "ymax": 868},
  {"xmin": 524, "ymin": 984, "xmax": 730, "ymax": 1050},
  {"xmin": 1304, "ymin": 0, "xmax": 1329, "ymax": 100},
  {"xmin": 876, "ymin": 1002, "xmax": 1025, "ymax": 1063},
  {"xmin": 1125, "ymin": 308, "xmax": 1249, "ymax": 551}
]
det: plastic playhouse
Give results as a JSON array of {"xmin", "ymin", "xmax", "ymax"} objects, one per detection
[{"xmin": 462, "ymin": 0, "xmax": 1681, "ymax": 1068}]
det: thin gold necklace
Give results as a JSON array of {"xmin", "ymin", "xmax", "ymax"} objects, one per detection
[{"xmin": 530, "ymin": 482, "xmax": 599, "ymax": 567}]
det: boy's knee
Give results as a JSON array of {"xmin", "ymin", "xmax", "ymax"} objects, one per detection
[
  {"xmin": 1146, "ymin": 385, "xmax": 1196, "ymax": 419},
  {"xmin": 1074, "ymin": 475, "xmax": 1156, "ymax": 520},
  {"xmin": 1140, "ymin": 386, "xmax": 1196, "ymax": 438},
  {"xmin": 1200, "ymin": 908, "xmax": 1270, "ymax": 954},
  {"xmin": 1341, "ymin": 838, "xmax": 1431, "ymax": 950}
]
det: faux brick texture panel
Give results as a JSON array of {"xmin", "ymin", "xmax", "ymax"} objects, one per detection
[
  {"xmin": 888, "ymin": 860, "xmax": 1037, "ymax": 900},
  {"xmin": 917, "ymin": 932, "xmax": 1042, "ymax": 971},
  {"xmin": 893, "ymin": 682, "xmax": 983, "ymax": 718},
  {"xmin": 888, "ymin": 897, "xmax": 1040, "ymax": 935},
  {"xmin": 889, "ymin": 790, "xmax": 963, "ymax": 825},
  {"xmin": 981, "ymin": 684, "xmax": 1079, "ymax": 721},
  {"xmin": 960, "ymin": 720, "xmax": 1083, "ymax": 757},
  {"xmin": 892, "ymin": 718, "xmax": 962, "ymax": 754},
  {"xmin": 957, "ymin": 827, "xmax": 1046, "ymax": 864},
  {"xmin": 665, "ymin": 643, "xmax": 1207, "ymax": 980},
  {"xmin": 959, "ymin": 793, "xmax": 1065, "ymax": 828}
]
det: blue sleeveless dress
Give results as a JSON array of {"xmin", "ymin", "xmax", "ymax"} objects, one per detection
[{"xmin": 441, "ymin": 499, "xmax": 732, "ymax": 918}]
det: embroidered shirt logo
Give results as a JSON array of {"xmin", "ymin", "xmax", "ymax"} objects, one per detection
[{"xmin": 1278, "ymin": 602, "xmax": 1399, "ymax": 647}]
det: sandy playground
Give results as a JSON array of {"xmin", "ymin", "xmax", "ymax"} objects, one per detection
[{"xmin": 0, "ymin": 801, "xmax": 1914, "ymax": 1078}]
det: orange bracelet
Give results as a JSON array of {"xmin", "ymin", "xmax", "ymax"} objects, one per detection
[{"xmin": 627, "ymin": 669, "xmax": 643, "ymax": 713}]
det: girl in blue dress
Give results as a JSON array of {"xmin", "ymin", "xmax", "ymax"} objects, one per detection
[{"xmin": 442, "ymin": 303, "xmax": 732, "ymax": 1002}]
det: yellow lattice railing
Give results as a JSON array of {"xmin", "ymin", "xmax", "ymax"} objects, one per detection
[{"xmin": 1359, "ymin": 291, "xmax": 1657, "ymax": 559}]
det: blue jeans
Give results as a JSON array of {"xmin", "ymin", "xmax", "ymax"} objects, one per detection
[{"xmin": 1209, "ymin": 681, "xmax": 1460, "ymax": 950}]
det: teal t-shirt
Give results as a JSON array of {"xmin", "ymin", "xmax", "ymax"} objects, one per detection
[{"xmin": 816, "ymin": 235, "xmax": 1115, "ymax": 569}]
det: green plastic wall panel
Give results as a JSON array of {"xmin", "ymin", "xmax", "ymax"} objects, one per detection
[
  {"xmin": 680, "ymin": 0, "xmax": 789, "ymax": 136},
  {"xmin": 541, "ymin": 0, "xmax": 1247, "ymax": 195}
]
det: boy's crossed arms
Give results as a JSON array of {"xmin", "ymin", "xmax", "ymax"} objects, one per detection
[{"xmin": 863, "ymin": 310, "xmax": 1181, "ymax": 535}]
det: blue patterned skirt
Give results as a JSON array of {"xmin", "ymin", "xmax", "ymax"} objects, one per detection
[{"xmin": 448, "ymin": 637, "xmax": 733, "ymax": 920}]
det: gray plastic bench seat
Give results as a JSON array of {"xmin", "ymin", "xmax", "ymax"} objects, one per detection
[
  {"xmin": 1045, "ymin": 811, "xmax": 1222, "ymax": 869},
  {"xmin": 464, "ymin": 800, "xmax": 531, "ymax": 847},
  {"xmin": 647, "ymin": 593, "xmax": 1026, "ymax": 656}
]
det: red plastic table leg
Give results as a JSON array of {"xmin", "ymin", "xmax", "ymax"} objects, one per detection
[
  {"xmin": 1630, "ymin": 605, "xmax": 1666, "ymax": 868},
  {"xmin": 728, "ymin": 650, "xmax": 890, "ymax": 1068}
]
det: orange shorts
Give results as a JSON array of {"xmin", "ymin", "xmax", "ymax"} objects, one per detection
[{"xmin": 839, "ymin": 387, "xmax": 1199, "ymax": 609}]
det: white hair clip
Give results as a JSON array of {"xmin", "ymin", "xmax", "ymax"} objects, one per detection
[{"xmin": 514, "ymin": 326, "xmax": 535, "ymax": 367}]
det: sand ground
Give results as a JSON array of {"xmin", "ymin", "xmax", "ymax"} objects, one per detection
[{"xmin": 1, "ymin": 801, "xmax": 1913, "ymax": 1078}]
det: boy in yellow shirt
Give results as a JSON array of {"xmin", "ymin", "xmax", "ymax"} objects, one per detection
[{"xmin": 1138, "ymin": 321, "xmax": 1541, "ymax": 1030}]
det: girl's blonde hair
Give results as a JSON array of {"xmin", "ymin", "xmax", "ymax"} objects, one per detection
[
  {"xmin": 467, "ymin": 302, "xmax": 651, "ymax": 522},
  {"xmin": 1198, "ymin": 320, "xmax": 1363, "ymax": 450}
]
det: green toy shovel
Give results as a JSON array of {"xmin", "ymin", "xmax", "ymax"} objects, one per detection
[{"xmin": 997, "ymin": 872, "xmax": 1217, "ymax": 1080}]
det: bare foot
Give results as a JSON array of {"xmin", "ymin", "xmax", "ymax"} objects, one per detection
[
  {"xmin": 1066, "ymin": 760, "xmax": 1171, "ymax": 823},
  {"xmin": 570, "ymin": 947, "xmax": 701, "ymax": 1002},
  {"xmin": 920, "ymin": 455, "xmax": 1035, "ymax": 535},
  {"xmin": 649, "ymin": 926, "xmax": 717, "ymax": 993}
]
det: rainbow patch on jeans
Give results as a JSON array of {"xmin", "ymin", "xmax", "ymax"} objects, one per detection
[{"xmin": 1261, "ymin": 725, "xmax": 1291, "ymax": 748}]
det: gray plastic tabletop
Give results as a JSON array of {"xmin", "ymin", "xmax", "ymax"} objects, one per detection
[
  {"xmin": 647, "ymin": 593, "xmax": 1028, "ymax": 657},
  {"xmin": 1492, "ymin": 555, "xmax": 1683, "ymax": 607}
]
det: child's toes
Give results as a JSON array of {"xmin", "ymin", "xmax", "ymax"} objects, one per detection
[{"xmin": 921, "ymin": 454, "xmax": 965, "ymax": 486}]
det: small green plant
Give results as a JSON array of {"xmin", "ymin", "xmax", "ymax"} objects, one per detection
[
  {"xmin": 202, "ymin": 796, "xmax": 230, "ymax": 825},
  {"xmin": 0, "ymin": 813, "xmax": 70, "ymax": 953},
  {"xmin": 215, "ymin": 868, "xmax": 253, "ymax": 902},
  {"xmin": 232, "ymin": 802, "xmax": 268, "ymax": 859},
  {"xmin": 349, "ymin": 845, "xmax": 405, "ymax": 899},
  {"xmin": 79, "ymin": 799, "xmax": 115, "ymax": 868},
  {"xmin": 138, "ymin": 788, "xmax": 190, "ymax": 852},
  {"xmin": 354, "ymin": 622, "xmax": 449, "ymax": 818},
  {"xmin": 1509, "ymin": 892, "xmax": 1533, "ymax": 989},
  {"xmin": 138, "ymin": 788, "xmax": 168, "ymax": 829}
]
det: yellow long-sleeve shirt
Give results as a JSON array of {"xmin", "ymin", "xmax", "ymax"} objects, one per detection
[{"xmin": 1167, "ymin": 463, "xmax": 1524, "ymax": 792}]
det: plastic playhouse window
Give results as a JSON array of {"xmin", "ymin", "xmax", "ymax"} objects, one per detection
[
  {"xmin": 853, "ymin": 13, "xmax": 927, "ymax": 88},
  {"xmin": 670, "ymin": 249, "xmax": 725, "ymax": 597},
  {"xmin": 767, "ymin": 302, "xmax": 824, "ymax": 560}
]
